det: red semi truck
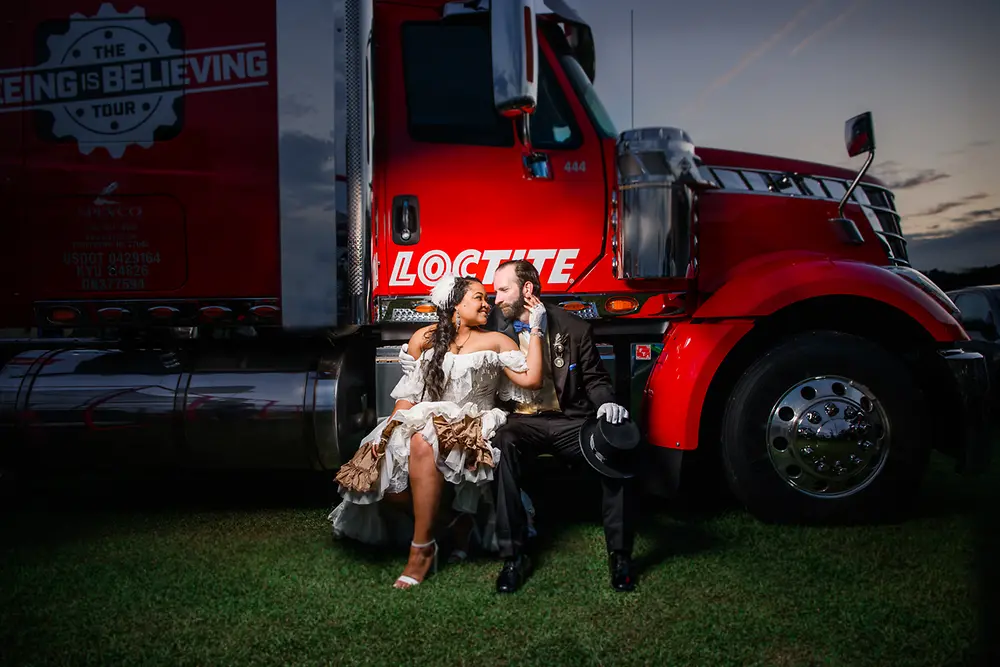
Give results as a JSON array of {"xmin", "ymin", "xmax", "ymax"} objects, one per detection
[{"xmin": 0, "ymin": 0, "xmax": 990, "ymax": 523}]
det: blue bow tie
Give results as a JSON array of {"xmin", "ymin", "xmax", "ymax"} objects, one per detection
[{"xmin": 513, "ymin": 321, "xmax": 530, "ymax": 333}]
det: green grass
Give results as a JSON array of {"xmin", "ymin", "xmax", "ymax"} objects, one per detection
[{"xmin": 1, "ymin": 452, "xmax": 996, "ymax": 667}]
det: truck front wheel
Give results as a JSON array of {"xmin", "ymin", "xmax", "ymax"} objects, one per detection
[{"xmin": 720, "ymin": 331, "xmax": 930, "ymax": 523}]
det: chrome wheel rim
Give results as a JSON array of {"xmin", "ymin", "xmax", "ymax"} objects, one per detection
[{"xmin": 766, "ymin": 375, "xmax": 890, "ymax": 499}]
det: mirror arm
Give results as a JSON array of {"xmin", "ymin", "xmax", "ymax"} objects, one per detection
[
  {"xmin": 838, "ymin": 148, "xmax": 874, "ymax": 220},
  {"xmin": 518, "ymin": 114, "xmax": 533, "ymax": 153}
]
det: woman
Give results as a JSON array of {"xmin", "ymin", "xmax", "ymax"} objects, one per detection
[{"xmin": 328, "ymin": 274, "xmax": 545, "ymax": 588}]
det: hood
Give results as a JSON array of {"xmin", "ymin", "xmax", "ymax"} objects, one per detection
[{"xmin": 696, "ymin": 146, "xmax": 888, "ymax": 188}]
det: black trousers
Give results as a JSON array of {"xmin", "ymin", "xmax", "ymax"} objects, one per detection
[{"xmin": 491, "ymin": 412, "xmax": 638, "ymax": 559}]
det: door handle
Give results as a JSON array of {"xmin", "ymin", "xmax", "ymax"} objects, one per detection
[
  {"xmin": 392, "ymin": 194, "xmax": 420, "ymax": 245},
  {"xmin": 523, "ymin": 152, "xmax": 552, "ymax": 180}
]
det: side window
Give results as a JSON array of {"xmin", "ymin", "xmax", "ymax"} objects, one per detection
[
  {"xmin": 401, "ymin": 22, "xmax": 514, "ymax": 147},
  {"xmin": 529, "ymin": 55, "xmax": 582, "ymax": 150},
  {"xmin": 400, "ymin": 20, "xmax": 581, "ymax": 150}
]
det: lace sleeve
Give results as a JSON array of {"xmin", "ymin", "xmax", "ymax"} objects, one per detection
[
  {"xmin": 496, "ymin": 350, "xmax": 539, "ymax": 404},
  {"xmin": 390, "ymin": 346, "xmax": 425, "ymax": 404}
]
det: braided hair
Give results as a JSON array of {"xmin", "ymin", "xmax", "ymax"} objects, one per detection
[{"xmin": 422, "ymin": 275, "xmax": 480, "ymax": 402}]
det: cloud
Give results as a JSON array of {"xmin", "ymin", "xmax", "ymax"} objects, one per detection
[
  {"xmin": 940, "ymin": 139, "xmax": 994, "ymax": 158},
  {"xmin": 953, "ymin": 207, "xmax": 1000, "ymax": 225},
  {"xmin": 907, "ymin": 218, "xmax": 1000, "ymax": 272},
  {"xmin": 869, "ymin": 159, "xmax": 900, "ymax": 178},
  {"xmin": 912, "ymin": 193, "xmax": 989, "ymax": 218},
  {"xmin": 889, "ymin": 171, "xmax": 951, "ymax": 189},
  {"xmin": 869, "ymin": 162, "xmax": 950, "ymax": 190},
  {"xmin": 869, "ymin": 160, "xmax": 952, "ymax": 189},
  {"xmin": 680, "ymin": 0, "xmax": 824, "ymax": 115},
  {"xmin": 790, "ymin": 0, "xmax": 868, "ymax": 56}
]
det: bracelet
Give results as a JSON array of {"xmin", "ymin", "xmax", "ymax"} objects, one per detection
[{"xmin": 530, "ymin": 329, "xmax": 545, "ymax": 338}]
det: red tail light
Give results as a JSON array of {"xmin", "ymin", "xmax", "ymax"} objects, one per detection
[
  {"xmin": 47, "ymin": 306, "xmax": 80, "ymax": 324},
  {"xmin": 199, "ymin": 306, "xmax": 232, "ymax": 321},
  {"xmin": 249, "ymin": 304, "xmax": 280, "ymax": 318},
  {"xmin": 148, "ymin": 306, "xmax": 179, "ymax": 320},
  {"xmin": 97, "ymin": 307, "xmax": 131, "ymax": 322}
]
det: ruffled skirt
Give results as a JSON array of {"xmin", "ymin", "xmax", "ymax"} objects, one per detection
[{"xmin": 328, "ymin": 400, "xmax": 509, "ymax": 549}]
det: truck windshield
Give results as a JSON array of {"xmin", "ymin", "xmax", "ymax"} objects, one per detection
[{"xmin": 558, "ymin": 55, "xmax": 618, "ymax": 140}]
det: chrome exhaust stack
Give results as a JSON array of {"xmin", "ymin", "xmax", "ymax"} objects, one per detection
[{"xmin": 613, "ymin": 127, "xmax": 715, "ymax": 280}]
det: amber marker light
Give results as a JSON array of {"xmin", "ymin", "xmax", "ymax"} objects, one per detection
[
  {"xmin": 559, "ymin": 301, "xmax": 591, "ymax": 312},
  {"xmin": 605, "ymin": 296, "xmax": 639, "ymax": 314}
]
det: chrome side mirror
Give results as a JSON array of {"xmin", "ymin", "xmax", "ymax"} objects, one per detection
[
  {"xmin": 832, "ymin": 111, "xmax": 876, "ymax": 230},
  {"xmin": 490, "ymin": 0, "xmax": 539, "ymax": 118},
  {"xmin": 845, "ymin": 111, "xmax": 875, "ymax": 158}
]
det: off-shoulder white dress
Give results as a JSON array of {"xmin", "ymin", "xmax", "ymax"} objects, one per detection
[{"xmin": 328, "ymin": 347, "xmax": 537, "ymax": 549}]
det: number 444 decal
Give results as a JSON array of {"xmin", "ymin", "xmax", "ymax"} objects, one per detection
[{"xmin": 563, "ymin": 160, "xmax": 586, "ymax": 173}]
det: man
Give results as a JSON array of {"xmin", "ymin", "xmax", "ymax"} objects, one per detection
[{"xmin": 487, "ymin": 259, "xmax": 639, "ymax": 593}]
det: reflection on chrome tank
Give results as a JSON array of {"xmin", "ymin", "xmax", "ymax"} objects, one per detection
[{"xmin": 0, "ymin": 341, "xmax": 374, "ymax": 470}]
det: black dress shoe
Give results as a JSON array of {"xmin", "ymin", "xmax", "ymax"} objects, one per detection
[
  {"xmin": 609, "ymin": 551, "xmax": 636, "ymax": 592},
  {"xmin": 495, "ymin": 555, "xmax": 533, "ymax": 594}
]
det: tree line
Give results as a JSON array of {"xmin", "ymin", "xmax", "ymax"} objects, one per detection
[{"xmin": 921, "ymin": 264, "xmax": 1000, "ymax": 292}]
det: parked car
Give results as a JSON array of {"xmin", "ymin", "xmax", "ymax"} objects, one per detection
[{"xmin": 947, "ymin": 285, "xmax": 1000, "ymax": 431}]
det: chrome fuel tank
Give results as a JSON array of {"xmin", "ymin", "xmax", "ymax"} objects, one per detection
[{"xmin": 0, "ymin": 339, "xmax": 374, "ymax": 470}]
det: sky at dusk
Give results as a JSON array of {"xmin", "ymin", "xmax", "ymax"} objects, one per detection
[{"xmin": 566, "ymin": 0, "xmax": 1000, "ymax": 272}]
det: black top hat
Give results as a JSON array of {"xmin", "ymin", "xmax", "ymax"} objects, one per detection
[{"xmin": 579, "ymin": 415, "xmax": 641, "ymax": 479}]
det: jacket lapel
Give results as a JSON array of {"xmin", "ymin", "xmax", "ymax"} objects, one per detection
[
  {"xmin": 546, "ymin": 305, "xmax": 570, "ymax": 404},
  {"xmin": 501, "ymin": 317, "xmax": 518, "ymax": 344}
]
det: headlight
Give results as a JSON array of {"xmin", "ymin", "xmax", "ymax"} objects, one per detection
[{"xmin": 883, "ymin": 266, "xmax": 961, "ymax": 319}]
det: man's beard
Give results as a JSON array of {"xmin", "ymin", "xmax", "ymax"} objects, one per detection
[{"xmin": 500, "ymin": 294, "xmax": 526, "ymax": 319}]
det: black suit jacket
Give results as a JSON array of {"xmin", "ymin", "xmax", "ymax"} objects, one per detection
[{"xmin": 487, "ymin": 303, "xmax": 616, "ymax": 419}]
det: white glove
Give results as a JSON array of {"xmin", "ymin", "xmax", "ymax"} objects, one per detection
[
  {"xmin": 528, "ymin": 303, "xmax": 547, "ymax": 333},
  {"xmin": 398, "ymin": 344, "xmax": 418, "ymax": 374},
  {"xmin": 597, "ymin": 402, "xmax": 628, "ymax": 424}
]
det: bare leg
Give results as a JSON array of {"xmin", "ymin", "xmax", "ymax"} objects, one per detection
[
  {"xmin": 394, "ymin": 433, "xmax": 442, "ymax": 588},
  {"xmin": 384, "ymin": 489, "xmax": 412, "ymax": 511}
]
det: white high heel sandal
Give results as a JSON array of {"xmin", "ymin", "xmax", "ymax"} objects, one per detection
[{"xmin": 393, "ymin": 539, "xmax": 438, "ymax": 589}]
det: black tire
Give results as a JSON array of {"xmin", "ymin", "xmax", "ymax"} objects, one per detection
[{"xmin": 720, "ymin": 331, "xmax": 930, "ymax": 524}]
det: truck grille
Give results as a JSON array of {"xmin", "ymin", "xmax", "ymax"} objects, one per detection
[
  {"xmin": 856, "ymin": 185, "xmax": 908, "ymax": 264},
  {"xmin": 703, "ymin": 166, "xmax": 910, "ymax": 266}
]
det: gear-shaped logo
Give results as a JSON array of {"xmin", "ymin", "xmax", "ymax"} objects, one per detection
[{"xmin": 39, "ymin": 3, "xmax": 182, "ymax": 159}]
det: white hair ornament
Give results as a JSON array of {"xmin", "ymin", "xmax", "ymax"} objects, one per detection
[{"xmin": 429, "ymin": 274, "xmax": 459, "ymax": 309}]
